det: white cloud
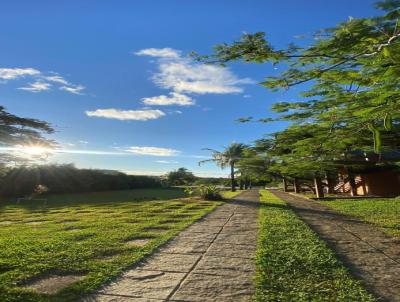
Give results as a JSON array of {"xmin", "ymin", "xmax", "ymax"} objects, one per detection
[
  {"xmin": 18, "ymin": 81, "xmax": 51, "ymax": 92},
  {"xmin": 135, "ymin": 48, "xmax": 253, "ymax": 95},
  {"xmin": 0, "ymin": 68, "xmax": 40, "ymax": 80},
  {"xmin": 44, "ymin": 75, "xmax": 69, "ymax": 85},
  {"xmin": 85, "ymin": 108, "xmax": 165, "ymax": 121},
  {"xmin": 154, "ymin": 61, "xmax": 252, "ymax": 94},
  {"xmin": 60, "ymin": 85, "xmax": 85, "ymax": 95},
  {"xmin": 142, "ymin": 92, "xmax": 195, "ymax": 106},
  {"xmin": 155, "ymin": 160, "xmax": 179, "ymax": 164},
  {"xmin": 135, "ymin": 48, "xmax": 180, "ymax": 58},
  {"xmin": 126, "ymin": 146, "xmax": 180, "ymax": 156},
  {"xmin": 0, "ymin": 67, "xmax": 85, "ymax": 94}
]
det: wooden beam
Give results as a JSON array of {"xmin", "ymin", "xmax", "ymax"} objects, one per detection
[
  {"xmin": 314, "ymin": 177, "xmax": 324, "ymax": 198},
  {"xmin": 293, "ymin": 178, "xmax": 300, "ymax": 193},
  {"xmin": 283, "ymin": 177, "xmax": 288, "ymax": 192}
]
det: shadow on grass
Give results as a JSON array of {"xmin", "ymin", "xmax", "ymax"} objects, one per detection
[{"xmin": 0, "ymin": 188, "xmax": 188, "ymax": 214}]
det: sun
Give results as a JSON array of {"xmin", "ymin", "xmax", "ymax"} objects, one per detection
[{"xmin": 16, "ymin": 145, "xmax": 53, "ymax": 157}]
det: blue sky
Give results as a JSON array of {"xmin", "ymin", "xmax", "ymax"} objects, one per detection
[{"xmin": 1, "ymin": 0, "xmax": 379, "ymax": 177}]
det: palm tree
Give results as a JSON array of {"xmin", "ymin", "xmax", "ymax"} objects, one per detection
[{"xmin": 199, "ymin": 143, "xmax": 247, "ymax": 192}]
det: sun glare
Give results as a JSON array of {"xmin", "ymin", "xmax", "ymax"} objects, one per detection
[
  {"xmin": 23, "ymin": 146, "xmax": 52, "ymax": 155},
  {"xmin": 12, "ymin": 145, "xmax": 54, "ymax": 158}
]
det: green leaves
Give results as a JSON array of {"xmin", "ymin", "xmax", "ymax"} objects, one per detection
[
  {"xmin": 368, "ymin": 123, "xmax": 382, "ymax": 153},
  {"xmin": 200, "ymin": 0, "xmax": 400, "ymax": 180},
  {"xmin": 384, "ymin": 113, "xmax": 393, "ymax": 130}
]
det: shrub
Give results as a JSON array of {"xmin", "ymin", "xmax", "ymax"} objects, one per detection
[
  {"xmin": 198, "ymin": 185, "xmax": 223, "ymax": 201},
  {"xmin": 0, "ymin": 164, "xmax": 162, "ymax": 197}
]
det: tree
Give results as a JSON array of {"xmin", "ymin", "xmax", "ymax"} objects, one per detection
[
  {"xmin": 166, "ymin": 167, "xmax": 196, "ymax": 186},
  {"xmin": 196, "ymin": 1, "xmax": 400, "ymax": 154},
  {"xmin": 0, "ymin": 164, "xmax": 162, "ymax": 197},
  {"xmin": 236, "ymin": 147, "xmax": 272, "ymax": 189},
  {"xmin": 195, "ymin": 1, "xmax": 400, "ymax": 194},
  {"xmin": 199, "ymin": 143, "xmax": 247, "ymax": 191},
  {"xmin": 0, "ymin": 106, "xmax": 55, "ymax": 165}
]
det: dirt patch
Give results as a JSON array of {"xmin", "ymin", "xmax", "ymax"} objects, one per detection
[
  {"xmin": 125, "ymin": 238, "xmax": 152, "ymax": 247},
  {"xmin": 24, "ymin": 221, "xmax": 43, "ymax": 225},
  {"xmin": 99, "ymin": 255, "xmax": 117, "ymax": 262},
  {"xmin": 24, "ymin": 274, "xmax": 84, "ymax": 294}
]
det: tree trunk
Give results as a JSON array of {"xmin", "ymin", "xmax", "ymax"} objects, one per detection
[
  {"xmin": 230, "ymin": 163, "xmax": 236, "ymax": 192},
  {"xmin": 314, "ymin": 177, "xmax": 324, "ymax": 198},
  {"xmin": 293, "ymin": 178, "xmax": 300, "ymax": 193},
  {"xmin": 283, "ymin": 177, "xmax": 288, "ymax": 192},
  {"xmin": 325, "ymin": 173, "xmax": 336, "ymax": 194},
  {"xmin": 348, "ymin": 170, "xmax": 358, "ymax": 197},
  {"xmin": 239, "ymin": 179, "xmax": 244, "ymax": 190}
]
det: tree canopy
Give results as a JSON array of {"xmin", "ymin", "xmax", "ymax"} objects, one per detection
[
  {"xmin": 0, "ymin": 106, "xmax": 55, "ymax": 164},
  {"xmin": 166, "ymin": 167, "xmax": 196, "ymax": 186},
  {"xmin": 197, "ymin": 0, "xmax": 400, "ymax": 185},
  {"xmin": 200, "ymin": 143, "xmax": 247, "ymax": 191}
]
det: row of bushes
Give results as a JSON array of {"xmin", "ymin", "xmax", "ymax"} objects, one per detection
[{"xmin": 0, "ymin": 164, "xmax": 162, "ymax": 197}]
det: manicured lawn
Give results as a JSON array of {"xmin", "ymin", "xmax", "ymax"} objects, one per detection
[
  {"xmin": 2, "ymin": 188, "xmax": 188, "ymax": 204},
  {"xmin": 0, "ymin": 188, "xmax": 219, "ymax": 302},
  {"xmin": 320, "ymin": 198, "xmax": 400, "ymax": 237},
  {"xmin": 255, "ymin": 190, "xmax": 375, "ymax": 301},
  {"xmin": 220, "ymin": 190, "xmax": 244, "ymax": 199}
]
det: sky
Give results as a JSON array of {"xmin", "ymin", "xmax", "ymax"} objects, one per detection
[{"xmin": 1, "ymin": 0, "xmax": 379, "ymax": 177}]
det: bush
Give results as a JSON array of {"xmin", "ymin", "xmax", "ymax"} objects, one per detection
[
  {"xmin": 198, "ymin": 185, "xmax": 223, "ymax": 201},
  {"xmin": 0, "ymin": 164, "xmax": 162, "ymax": 197}
]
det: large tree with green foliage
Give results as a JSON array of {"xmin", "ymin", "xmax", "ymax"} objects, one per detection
[
  {"xmin": 196, "ymin": 0, "xmax": 400, "ymax": 194},
  {"xmin": 166, "ymin": 167, "xmax": 196, "ymax": 186},
  {"xmin": 199, "ymin": 143, "xmax": 247, "ymax": 191},
  {"xmin": 197, "ymin": 0, "xmax": 400, "ymax": 153},
  {"xmin": 0, "ymin": 106, "xmax": 55, "ymax": 165}
]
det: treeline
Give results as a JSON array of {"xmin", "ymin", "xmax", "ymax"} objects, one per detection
[{"xmin": 0, "ymin": 164, "xmax": 162, "ymax": 197}]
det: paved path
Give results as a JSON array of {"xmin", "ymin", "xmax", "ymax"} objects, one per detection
[
  {"xmin": 270, "ymin": 190, "xmax": 400, "ymax": 302},
  {"xmin": 85, "ymin": 190, "xmax": 260, "ymax": 302}
]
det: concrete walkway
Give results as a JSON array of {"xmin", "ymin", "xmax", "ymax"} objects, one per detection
[
  {"xmin": 85, "ymin": 190, "xmax": 260, "ymax": 302},
  {"xmin": 270, "ymin": 190, "xmax": 400, "ymax": 302}
]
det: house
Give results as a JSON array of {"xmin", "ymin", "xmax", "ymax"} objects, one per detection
[{"xmin": 334, "ymin": 151, "xmax": 400, "ymax": 197}]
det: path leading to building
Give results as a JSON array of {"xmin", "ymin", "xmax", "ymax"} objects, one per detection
[
  {"xmin": 85, "ymin": 189, "xmax": 260, "ymax": 302},
  {"xmin": 270, "ymin": 189, "xmax": 400, "ymax": 302}
]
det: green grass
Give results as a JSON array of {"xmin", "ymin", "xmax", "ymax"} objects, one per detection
[
  {"xmin": 220, "ymin": 190, "xmax": 244, "ymax": 199},
  {"xmin": 2, "ymin": 188, "xmax": 188, "ymax": 204},
  {"xmin": 0, "ymin": 188, "xmax": 220, "ymax": 302},
  {"xmin": 255, "ymin": 190, "xmax": 375, "ymax": 302},
  {"xmin": 320, "ymin": 198, "xmax": 400, "ymax": 237}
]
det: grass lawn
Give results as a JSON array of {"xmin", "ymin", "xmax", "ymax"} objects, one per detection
[
  {"xmin": 320, "ymin": 198, "xmax": 400, "ymax": 237},
  {"xmin": 220, "ymin": 190, "xmax": 244, "ymax": 199},
  {"xmin": 255, "ymin": 190, "xmax": 375, "ymax": 301},
  {"xmin": 0, "ymin": 188, "xmax": 220, "ymax": 302}
]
